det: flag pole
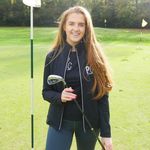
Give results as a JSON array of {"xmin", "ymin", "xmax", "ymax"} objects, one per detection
[
  {"xmin": 22, "ymin": 1, "xmax": 41, "ymax": 149},
  {"xmin": 30, "ymin": 6, "xmax": 34, "ymax": 150},
  {"xmin": 138, "ymin": 19, "xmax": 148, "ymax": 49}
]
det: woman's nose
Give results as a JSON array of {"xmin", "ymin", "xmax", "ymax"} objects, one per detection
[{"xmin": 73, "ymin": 24, "xmax": 79, "ymax": 30}]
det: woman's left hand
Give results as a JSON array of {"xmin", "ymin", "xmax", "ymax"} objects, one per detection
[{"xmin": 101, "ymin": 137, "xmax": 113, "ymax": 150}]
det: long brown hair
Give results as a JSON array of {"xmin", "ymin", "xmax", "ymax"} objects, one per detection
[{"xmin": 52, "ymin": 6, "xmax": 113, "ymax": 99}]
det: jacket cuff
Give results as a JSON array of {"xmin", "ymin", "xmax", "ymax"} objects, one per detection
[
  {"xmin": 100, "ymin": 126, "xmax": 111, "ymax": 137},
  {"xmin": 42, "ymin": 90, "xmax": 63, "ymax": 105},
  {"xmin": 55, "ymin": 93, "xmax": 63, "ymax": 105}
]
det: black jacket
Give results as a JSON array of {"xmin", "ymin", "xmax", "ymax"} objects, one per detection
[{"xmin": 42, "ymin": 42, "xmax": 111, "ymax": 137}]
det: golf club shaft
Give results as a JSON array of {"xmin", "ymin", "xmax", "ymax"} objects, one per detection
[
  {"xmin": 63, "ymin": 83, "xmax": 105, "ymax": 149},
  {"xmin": 73, "ymin": 99, "xmax": 105, "ymax": 150}
]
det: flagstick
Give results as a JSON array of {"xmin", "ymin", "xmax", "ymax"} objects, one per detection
[
  {"xmin": 140, "ymin": 30, "xmax": 142, "ymax": 42},
  {"xmin": 137, "ymin": 29, "xmax": 142, "ymax": 50},
  {"xmin": 30, "ymin": 6, "xmax": 34, "ymax": 150},
  {"xmin": 23, "ymin": 1, "xmax": 41, "ymax": 149},
  {"xmin": 138, "ymin": 19, "xmax": 148, "ymax": 50},
  {"xmin": 138, "ymin": 28, "xmax": 143, "ymax": 50}
]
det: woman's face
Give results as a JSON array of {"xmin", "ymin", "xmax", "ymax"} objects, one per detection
[{"xmin": 64, "ymin": 13, "xmax": 86, "ymax": 46}]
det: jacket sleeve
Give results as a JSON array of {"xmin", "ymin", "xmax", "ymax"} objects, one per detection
[
  {"xmin": 98, "ymin": 94, "xmax": 111, "ymax": 137},
  {"xmin": 42, "ymin": 53, "xmax": 63, "ymax": 105}
]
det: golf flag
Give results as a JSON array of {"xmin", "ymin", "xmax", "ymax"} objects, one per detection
[
  {"xmin": 141, "ymin": 19, "xmax": 148, "ymax": 27},
  {"xmin": 23, "ymin": 0, "xmax": 41, "ymax": 7}
]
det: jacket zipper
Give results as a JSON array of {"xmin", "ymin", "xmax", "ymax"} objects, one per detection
[
  {"xmin": 75, "ymin": 48, "xmax": 86, "ymax": 132},
  {"xmin": 59, "ymin": 47, "xmax": 86, "ymax": 132},
  {"xmin": 59, "ymin": 50, "xmax": 71, "ymax": 130}
]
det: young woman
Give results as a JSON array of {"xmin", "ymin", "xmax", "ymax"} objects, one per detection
[{"xmin": 42, "ymin": 6, "xmax": 113, "ymax": 150}]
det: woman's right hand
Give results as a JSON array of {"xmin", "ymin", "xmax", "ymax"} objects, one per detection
[{"xmin": 61, "ymin": 87, "xmax": 77, "ymax": 103}]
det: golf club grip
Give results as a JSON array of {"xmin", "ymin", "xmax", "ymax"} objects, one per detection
[{"xmin": 73, "ymin": 100, "xmax": 106, "ymax": 150}]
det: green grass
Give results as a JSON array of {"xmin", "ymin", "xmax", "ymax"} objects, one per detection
[{"xmin": 0, "ymin": 27, "xmax": 150, "ymax": 150}]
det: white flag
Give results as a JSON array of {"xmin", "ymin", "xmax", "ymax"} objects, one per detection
[
  {"xmin": 23, "ymin": 0, "xmax": 41, "ymax": 7},
  {"xmin": 141, "ymin": 19, "xmax": 148, "ymax": 27}
]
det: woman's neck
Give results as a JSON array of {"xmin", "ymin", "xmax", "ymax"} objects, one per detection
[{"xmin": 66, "ymin": 40, "xmax": 80, "ymax": 49}]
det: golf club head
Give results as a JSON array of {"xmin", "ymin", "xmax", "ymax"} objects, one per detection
[{"xmin": 47, "ymin": 75, "xmax": 66, "ymax": 86}]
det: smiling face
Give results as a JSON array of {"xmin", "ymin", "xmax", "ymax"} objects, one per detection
[{"xmin": 63, "ymin": 13, "xmax": 86, "ymax": 46}]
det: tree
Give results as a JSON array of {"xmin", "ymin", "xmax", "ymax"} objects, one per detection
[
  {"xmin": 105, "ymin": 0, "xmax": 116, "ymax": 27},
  {"xmin": 91, "ymin": 0, "xmax": 105, "ymax": 27},
  {"xmin": 11, "ymin": 0, "xmax": 16, "ymax": 5},
  {"xmin": 0, "ymin": 0, "xmax": 149, "ymax": 28}
]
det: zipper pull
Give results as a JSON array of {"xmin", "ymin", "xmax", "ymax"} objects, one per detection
[{"xmin": 72, "ymin": 46, "xmax": 76, "ymax": 52}]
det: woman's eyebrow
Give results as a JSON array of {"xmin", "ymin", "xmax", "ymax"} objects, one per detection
[
  {"xmin": 79, "ymin": 22, "xmax": 85, "ymax": 25},
  {"xmin": 68, "ymin": 21, "xmax": 85, "ymax": 24}
]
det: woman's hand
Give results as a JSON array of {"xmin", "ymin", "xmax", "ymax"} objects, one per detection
[
  {"xmin": 61, "ymin": 87, "xmax": 77, "ymax": 102},
  {"xmin": 101, "ymin": 137, "xmax": 113, "ymax": 150}
]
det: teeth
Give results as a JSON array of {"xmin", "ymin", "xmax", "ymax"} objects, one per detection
[
  {"xmin": 72, "ymin": 33, "xmax": 79, "ymax": 36},
  {"xmin": 73, "ymin": 34, "xmax": 79, "ymax": 37}
]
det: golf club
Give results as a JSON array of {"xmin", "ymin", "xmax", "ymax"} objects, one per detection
[{"xmin": 47, "ymin": 74, "xmax": 105, "ymax": 150}]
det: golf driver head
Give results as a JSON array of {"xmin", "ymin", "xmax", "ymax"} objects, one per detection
[{"xmin": 47, "ymin": 75, "xmax": 66, "ymax": 86}]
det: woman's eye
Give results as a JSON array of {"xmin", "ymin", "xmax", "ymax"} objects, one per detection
[
  {"xmin": 68, "ymin": 22, "xmax": 85, "ymax": 27},
  {"xmin": 79, "ymin": 23, "xmax": 85, "ymax": 27},
  {"xmin": 69, "ymin": 22, "xmax": 74, "ymax": 26}
]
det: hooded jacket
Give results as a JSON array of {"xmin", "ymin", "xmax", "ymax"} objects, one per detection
[{"xmin": 42, "ymin": 42, "xmax": 111, "ymax": 137}]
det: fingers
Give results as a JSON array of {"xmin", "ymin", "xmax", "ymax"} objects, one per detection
[
  {"xmin": 104, "ymin": 144, "xmax": 113, "ymax": 150},
  {"xmin": 61, "ymin": 87, "xmax": 77, "ymax": 102},
  {"xmin": 101, "ymin": 138, "xmax": 113, "ymax": 150}
]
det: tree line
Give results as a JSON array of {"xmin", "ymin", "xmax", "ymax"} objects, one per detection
[{"xmin": 0, "ymin": 0, "xmax": 149, "ymax": 28}]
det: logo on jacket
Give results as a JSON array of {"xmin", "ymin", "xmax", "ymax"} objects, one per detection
[
  {"xmin": 66, "ymin": 57, "xmax": 72, "ymax": 71},
  {"xmin": 85, "ymin": 66, "xmax": 93, "ymax": 75},
  {"xmin": 83, "ymin": 65, "xmax": 93, "ymax": 81}
]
